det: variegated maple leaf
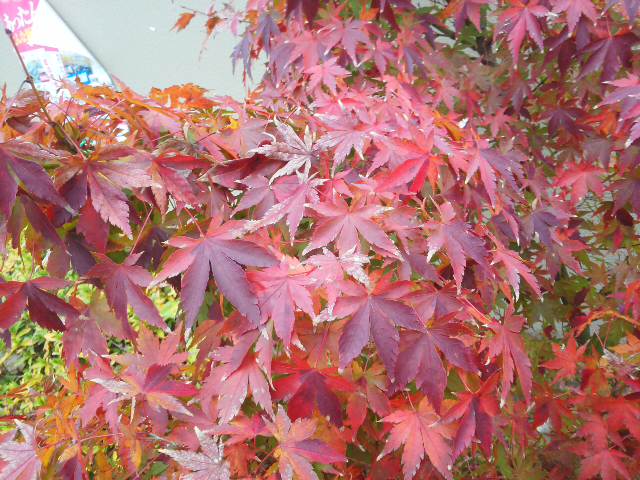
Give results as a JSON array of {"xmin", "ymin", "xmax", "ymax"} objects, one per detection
[
  {"xmin": 160, "ymin": 427, "xmax": 231, "ymax": 480},
  {"xmin": 250, "ymin": 119, "xmax": 324, "ymax": 182},
  {"xmin": 0, "ymin": 421, "xmax": 41, "ymax": 480}
]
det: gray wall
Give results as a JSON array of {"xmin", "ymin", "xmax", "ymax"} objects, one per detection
[{"xmin": 1, "ymin": 0, "xmax": 255, "ymax": 98}]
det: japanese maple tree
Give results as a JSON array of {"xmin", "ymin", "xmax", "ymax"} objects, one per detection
[{"xmin": 1, "ymin": 0, "xmax": 640, "ymax": 478}]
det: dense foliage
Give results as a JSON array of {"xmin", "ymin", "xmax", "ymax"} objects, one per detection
[{"xmin": 1, "ymin": 0, "xmax": 640, "ymax": 478}]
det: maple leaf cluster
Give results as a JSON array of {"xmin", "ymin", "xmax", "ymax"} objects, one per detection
[{"xmin": 1, "ymin": 0, "xmax": 640, "ymax": 478}]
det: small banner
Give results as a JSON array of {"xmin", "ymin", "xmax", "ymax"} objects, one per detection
[{"xmin": 1, "ymin": 0, "xmax": 113, "ymax": 97}]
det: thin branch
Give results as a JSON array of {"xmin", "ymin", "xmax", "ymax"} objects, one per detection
[{"xmin": 4, "ymin": 28, "xmax": 87, "ymax": 158}]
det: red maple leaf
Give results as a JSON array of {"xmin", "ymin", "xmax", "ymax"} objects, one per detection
[
  {"xmin": 305, "ymin": 196, "xmax": 399, "ymax": 257},
  {"xmin": 248, "ymin": 257, "xmax": 315, "ymax": 346},
  {"xmin": 491, "ymin": 240, "xmax": 541, "ymax": 300},
  {"xmin": 273, "ymin": 356, "xmax": 354, "ymax": 426},
  {"xmin": 150, "ymin": 153, "xmax": 208, "ymax": 213},
  {"xmin": 322, "ymin": 19, "xmax": 371, "ymax": 64},
  {"xmin": 250, "ymin": 119, "xmax": 324, "ymax": 181},
  {"xmin": 88, "ymin": 253, "xmax": 166, "ymax": 337},
  {"xmin": 315, "ymin": 112, "xmax": 380, "ymax": 170},
  {"xmin": 286, "ymin": 0, "xmax": 321, "ymax": 23},
  {"xmin": 0, "ymin": 142, "xmax": 68, "ymax": 220},
  {"xmin": 542, "ymin": 336, "xmax": 587, "ymax": 382},
  {"xmin": 552, "ymin": 0, "xmax": 598, "ymax": 33},
  {"xmin": 423, "ymin": 202, "xmax": 488, "ymax": 291},
  {"xmin": 114, "ymin": 324, "xmax": 187, "ymax": 371},
  {"xmin": 498, "ymin": 0, "xmax": 548, "ymax": 63},
  {"xmin": 482, "ymin": 304, "xmax": 532, "ymax": 405},
  {"xmin": 579, "ymin": 449, "xmax": 631, "ymax": 480},
  {"xmin": 201, "ymin": 339, "xmax": 273, "ymax": 424},
  {"xmin": 334, "ymin": 274, "xmax": 421, "ymax": 375},
  {"xmin": 378, "ymin": 398, "xmax": 453, "ymax": 480},
  {"xmin": 579, "ymin": 32, "xmax": 637, "ymax": 82},
  {"xmin": 394, "ymin": 298, "xmax": 478, "ymax": 412},
  {"xmin": 464, "ymin": 146, "xmax": 524, "ymax": 208},
  {"xmin": 442, "ymin": 0, "xmax": 489, "ymax": 31},
  {"xmin": 306, "ymin": 58, "xmax": 350, "ymax": 95},
  {"xmin": 62, "ymin": 304, "xmax": 109, "ymax": 368},
  {"xmin": 0, "ymin": 277, "xmax": 77, "ymax": 331},
  {"xmin": 153, "ymin": 218, "xmax": 277, "ymax": 328},
  {"xmin": 247, "ymin": 176, "xmax": 321, "ymax": 241},
  {"xmin": 555, "ymin": 163, "xmax": 605, "ymax": 204},
  {"xmin": 210, "ymin": 415, "xmax": 268, "ymax": 445},
  {"xmin": 85, "ymin": 146, "xmax": 152, "ymax": 238},
  {"xmin": 266, "ymin": 406, "xmax": 345, "ymax": 480},
  {"xmin": 443, "ymin": 373, "xmax": 500, "ymax": 459},
  {"xmin": 90, "ymin": 363, "xmax": 197, "ymax": 417}
]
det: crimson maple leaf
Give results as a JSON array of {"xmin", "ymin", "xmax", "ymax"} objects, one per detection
[
  {"xmin": 248, "ymin": 257, "xmax": 315, "ymax": 346},
  {"xmin": 613, "ymin": 174, "xmax": 640, "ymax": 215},
  {"xmin": 423, "ymin": 202, "xmax": 488, "ymax": 291},
  {"xmin": 334, "ymin": 274, "xmax": 421, "ymax": 375},
  {"xmin": 315, "ymin": 112, "xmax": 379, "ymax": 170},
  {"xmin": 306, "ymin": 246, "xmax": 370, "ymax": 321},
  {"xmin": 0, "ymin": 142, "xmax": 68, "ymax": 220},
  {"xmin": 305, "ymin": 58, "xmax": 350, "ymax": 95},
  {"xmin": 62, "ymin": 305, "xmax": 109, "ymax": 368},
  {"xmin": 481, "ymin": 304, "xmax": 532, "ymax": 405},
  {"xmin": 579, "ymin": 32, "xmax": 637, "ymax": 82},
  {"xmin": 464, "ymin": 146, "xmax": 524, "ymax": 208},
  {"xmin": 498, "ymin": 0, "xmax": 547, "ymax": 63},
  {"xmin": 247, "ymin": 176, "xmax": 322, "ymax": 242},
  {"xmin": 322, "ymin": 19, "xmax": 371, "ymax": 64},
  {"xmin": 491, "ymin": 241, "xmax": 541, "ymax": 300},
  {"xmin": 286, "ymin": 0, "xmax": 320, "ymax": 22},
  {"xmin": 150, "ymin": 153, "xmax": 208, "ymax": 213},
  {"xmin": 114, "ymin": 324, "xmax": 188, "ymax": 371},
  {"xmin": 600, "ymin": 75, "xmax": 640, "ymax": 145},
  {"xmin": 91, "ymin": 363, "xmax": 197, "ymax": 417},
  {"xmin": 0, "ymin": 277, "xmax": 77, "ymax": 331},
  {"xmin": 443, "ymin": 373, "xmax": 500, "ymax": 459},
  {"xmin": 305, "ymin": 196, "xmax": 399, "ymax": 257},
  {"xmin": 579, "ymin": 449, "xmax": 631, "ymax": 480},
  {"xmin": 84, "ymin": 146, "xmax": 152, "ymax": 237},
  {"xmin": 160, "ymin": 427, "xmax": 231, "ymax": 480},
  {"xmin": 87, "ymin": 253, "xmax": 166, "ymax": 337},
  {"xmin": 273, "ymin": 356, "xmax": 354, "ymax": 426},
  {"xmin": 555, "ymin": 163, "xmax": 605, "ymax": 204},
  {"xmin": 542, "ymin": 336, "xmax": 587, "ymax": 382},
  {"xmin": 378, "ymin": 398, "xmax": 453, "ymax": 480},
  {"xmin": 552, "ymin": 0, "xmax": 598, "ymax": 33},
  {"xmin": 266, "ymin": 406, "xmax": 345, "ymax": 480},
  {"xmin": 210, "ymin": 415, "xmax": 268, "ymax": 445},
  {"xmin": 232, "ymin": 174, "xmax": 274, "ymax": 216},
  {"xmin": 0, "ymin": 420, "xmax": 41, "ymax": 480},
  {"xmin": 153, "ymin": 218, "xmax": 277, "ymax": 328},
  {"xmin": 442, "ymin": 0, "xmax": 489, "ymax": 31},
  {"xmin": 200, "ymin": 334, "xmax": 273, "ymax": 424},
  {"xmin": 393, "ymin": 299, "xmax": 478, "ymax": 412}
]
